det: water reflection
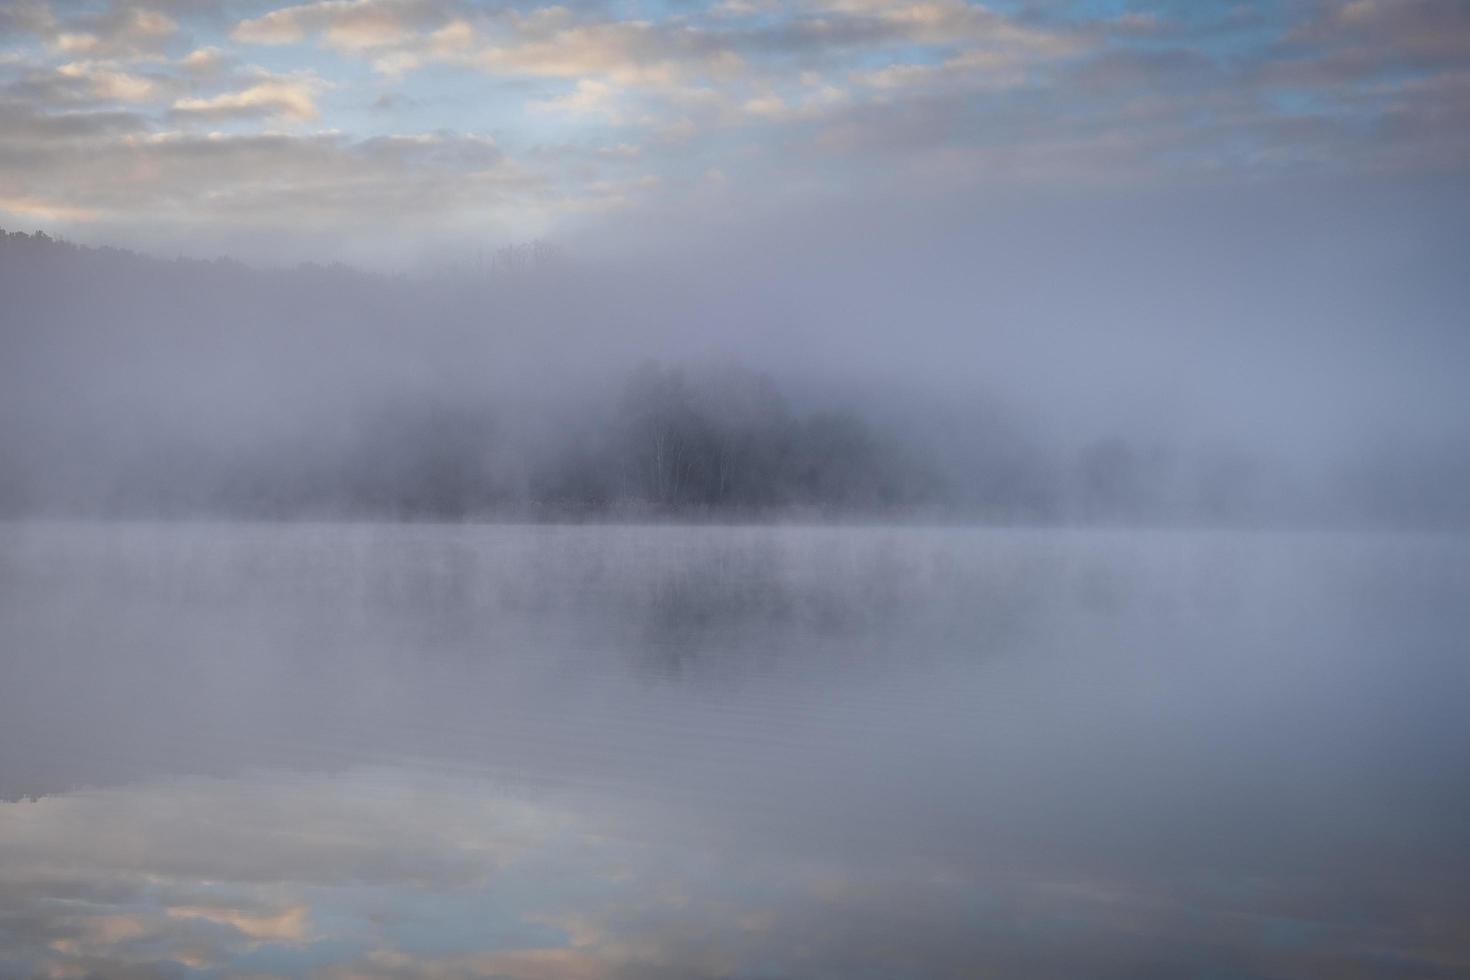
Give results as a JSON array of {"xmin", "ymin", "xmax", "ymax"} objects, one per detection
[
  {"xmin": 5, "ymin": 763, "xmax": 1468, "ymax": 979},
  {"xmin": 2, "ymin": 524, "xmax": 1468, "ymax": 977}
]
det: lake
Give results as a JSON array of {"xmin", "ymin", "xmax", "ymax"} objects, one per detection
[{"xmin": 2, "ymin": 522, "xmax": 1468, "ymax": 978}]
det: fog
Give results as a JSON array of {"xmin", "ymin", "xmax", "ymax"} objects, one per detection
[
  {"xmin": 3, "ymin": 523, "xmax": 1469, "ymax": 977},
  {"xmin": 4, "ymin": 173, "xmax": 1470, "ymax": 527},
  {"xmin": 5, "ymin": 51, "xmax": 1470, "ymax": 976},
  {"xmin": 7, "ymin": 0, "xmax": 1470, "ymax": 971}
]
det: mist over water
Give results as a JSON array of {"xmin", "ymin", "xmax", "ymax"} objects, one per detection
[
  {"xmin": 4, "ymin": 174, "xmax": 1470, "ymax": 976},
  {"xmin": 4, "ymin": 8, "xmax": 1470, "ymax": 968},
  {"xmin": 3, "ymin": 522, "xmax": 1469, "ymax": 977}
]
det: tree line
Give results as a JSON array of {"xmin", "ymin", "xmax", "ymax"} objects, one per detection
[{"xmin": 5, "ymin": 227, "xmax": 1469, "ymax": 526}]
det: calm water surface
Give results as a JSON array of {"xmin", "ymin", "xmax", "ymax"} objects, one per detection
[{"xmin": 2, "ymin": 523, "xmax": 1468, "ymax": 978}]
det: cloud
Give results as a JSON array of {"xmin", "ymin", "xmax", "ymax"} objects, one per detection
[
  {"xmin": 530, "ymin": 78, "xmax": 620, "ymax": 117},
  {"xmin": 0, "ymin": 120, "xmax": 548, "ymax": 247},
  {"xmin": 233, "ymin": 2, "xmax": 317, "ymax": 44},
  {"xmin": 459, "ymin": 15, "xmax": 720, "ymax": 87},
  {"xmin": 732, "ymin": 82, "xmax": 847, "ymax": 123},
  {"xmin": 55, "ymin": 62, "xmax": 160, "ymax": 103},
  {"xmin": 165, "ymin": 904, "xmax": 312, "ymax": 943},
  {"xmin": 0, "ymin": 195, "xmax": 106, "ymax": 223},
  {"xmin": 179, "ymin": 46, "xmax": 235, "ymax": 78},
  {"xmin": 0, "ymin": 1, "xmax": 57, "ymax": 39},
  {"xmin": 0, "ymin": 97, "xmax": 153, "ymax": 142},
  {"xmin": 0, "ymin": 60, "xmax": 176, "ymax": 111},
  {"xmin": 224, "ymin": 0, "xmax": 1086, "ymax": 94},
  {"xmin": 47, "ymin": 6, "xmax": 179, "ymax": 60},
  {"xmin": 371, "ymin": 90, "xmax": 417, "ymax": 111},
  {"xmin": 844, "ymin": 0, "xmax": 1083, "ymax": 52},
  {"xmin": 1305, "ymin": 0, "xmax": 1470, "ymax": 69},
  {"xmin": 597, "ymin": 142, "xmax": 640, "ymax": 159},
  {"xmin": 233, "ymin": 0, "xmax": 449, "ymax": 48},
  {"xmin": 172, "ymin": 77, "xmax": 323, "ymax": 121},
  {"xmin": 0, "ymin": 0, "xmax": 1466, "ymax": 261}
]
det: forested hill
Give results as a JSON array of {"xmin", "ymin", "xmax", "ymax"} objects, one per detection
[
  {"xmin": 4, "ymin": 229, "xmax": 1468, "ymax": 526},
  {"xmin": 0, "ymin": 230, "xmax": 935, "ymax": 519}
]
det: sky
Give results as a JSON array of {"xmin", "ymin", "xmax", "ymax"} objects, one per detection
[{"xmin": 2, "ymin": 0, "xmax": 1468, "ymax": 264}]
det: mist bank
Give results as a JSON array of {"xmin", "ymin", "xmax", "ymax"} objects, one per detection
[{"xmin": 2, "ymin": 227, "xmax": 1466, "ymax": 526}]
